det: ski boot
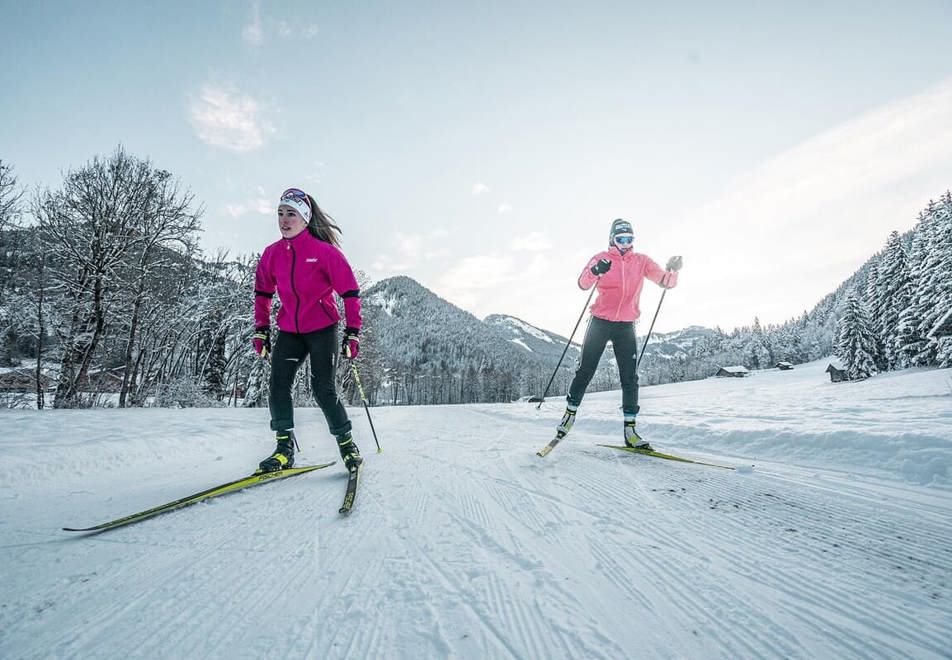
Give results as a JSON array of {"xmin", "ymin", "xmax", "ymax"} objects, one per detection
[
  {"xmin": 257, "ymin": 430, "xmax": 297, "ymax": 473},
  {"xmin": 337, "ymin": 432, "xmax": 363, "ymax": 473},
  {"xmin": 624, "ymin": 419, "xmax": 652, "ymax": 451},
  {"xmin": 557, "ymin": 404, "xmax": 578, "ymax": 436}
]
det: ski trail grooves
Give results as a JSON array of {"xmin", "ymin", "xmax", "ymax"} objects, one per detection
[{"xmin": 2, "ymin": 391, "xmax": 951, "ymax": 659}]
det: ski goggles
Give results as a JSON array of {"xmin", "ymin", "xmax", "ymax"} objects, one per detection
[
  {"xmin": 613, "ymin": 234, "xmax": 634, "ymax": 245},
  {"xmin": 278, "ymin": 188, "xmax": 312, "ymax": 221}
]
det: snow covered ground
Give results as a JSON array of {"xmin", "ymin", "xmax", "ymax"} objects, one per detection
[{"xmin": 1, "ymin": 358, "xmax": 950, "ymax": 659}]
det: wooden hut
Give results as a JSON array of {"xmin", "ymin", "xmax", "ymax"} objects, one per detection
[{"xmin": 716, "ymin": 366, "xmax": 749, "ymax": 378}]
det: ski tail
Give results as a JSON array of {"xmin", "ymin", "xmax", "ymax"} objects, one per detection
[
  {"xmin": 339, "ymin": 465, "xmax": 361, "ymax": 515},
  {"xmin": 537, "ymin": 430, "xmax": 567, "ymax": 457},
  {"xmin": 597, "ymin": 444, "xmax": 736, "ymax": 470},
  {"xmin": 63, "ymin": 463, "xmax": 335, "ymax": 533}
]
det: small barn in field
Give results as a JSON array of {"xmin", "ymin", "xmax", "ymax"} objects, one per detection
[
  {"xmin": 716, "ymin": 366, "xmax": 749, "ymax": 378},
  {"xmin": 776, "ymin": 362, "xmax": 794, "ymax": 370},
  {"xmin": 826, "ymin": 364, "xmax": 848, "ymax": 383}
]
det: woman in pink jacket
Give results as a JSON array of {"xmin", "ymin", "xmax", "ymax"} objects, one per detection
[
  {"xmin": 252, "ymin": 187, "xmax": 363, "ymax": 474},
  {"xmin": 557, "ymin": 219, "xmax": 682, "ymax": 450}
]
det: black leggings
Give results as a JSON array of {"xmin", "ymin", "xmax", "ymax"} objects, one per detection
[
  {"xmin": 269, "ymin": 325, "xmax": 351, "ymax": 437},
  {"xmin": 567, "ymin": 316, "xmax": 640, "ymax": 416}
]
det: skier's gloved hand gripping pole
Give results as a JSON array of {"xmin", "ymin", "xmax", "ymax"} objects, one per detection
[
  {"xmin": 253, "ymin": 327, "xmax": 271, "ymax": 360},
  {"xmin": 536, "ymin": 267, "xmax": 608, "ymax": 410},
  {"xmin": 343, "ymin": 339, "xmax": 382, "ymax": 453},
  {"xmin": 636, "ymin": 255, "xmax": 683, "ymax": 369}
]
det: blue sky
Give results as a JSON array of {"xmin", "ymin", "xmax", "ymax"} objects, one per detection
[{"xmin": 2, "ymin": 0, "xmax": 952, "ymax": 334}]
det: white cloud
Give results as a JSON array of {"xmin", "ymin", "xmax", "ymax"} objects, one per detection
[
  {"xmin": 370, "ymin": 231, "xmax": 450, "ymax": 272},
  {"xmin": 224, "ymin": 204, "xmax": 247, "ymax": 218},
  {"xmin": 188, "ymin": 84, "xmax": 275, "ymax": 152},
  {"xmin": 242, "ymin": 2, "xmax": 263, "ymax": 45},
  {"xmin": 245, "ymin": 5, "xmax": 316, "ymax": 44},
  {"xmin": 254, "ymin": 197, "xmax": 272, "ymax": 215},
  {"xmin": 221, "ymin": 192, "xmax": 274, "ymax": 220},
  {"xmin": 433, "ymin": 252, "xmax": 547, "ymax": 315},
  {"xmin": 498, "ymin": 203, "xmax": 513, "ymax": 214},
  {"xmin": 472, "ymin": 182, "xmax": 490, "ymax": 195},
  {"xmin": 435, "ymin": 255, "xmax": 514, "ymax": 309},
  {"xmin": 510, "ymin": 231, "xmax": 552, "ymax": 251},
  {"xmin": 671, "ymin": 77, "xmax": 952, "ymax": 330}
]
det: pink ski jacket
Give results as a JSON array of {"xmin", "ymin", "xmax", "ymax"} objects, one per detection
[
  {"xmin": 254, "ymin": 231, "xmax": 362, "ymax": 334},
  {"xmin": 578, "ymin": 247, "xmax": 678, "ymax": 322}
]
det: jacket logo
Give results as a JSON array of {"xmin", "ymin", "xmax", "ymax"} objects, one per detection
[{"xmin": 305, "ymin": 258, "xmax": 319, "ymax": 263}]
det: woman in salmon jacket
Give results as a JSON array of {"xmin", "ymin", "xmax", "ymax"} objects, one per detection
[
  {"xmin": 252, "ymin": 187, "xmax": 363, "ymax": 474},
  {"xmin": 556, "ymin": 219, "xmax": 682, "ymax": 450}
]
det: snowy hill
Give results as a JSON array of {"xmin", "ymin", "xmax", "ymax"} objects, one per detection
[
  {"xmin": 362, "ymin": 276, "xmax": 583, "ymax": 404},
  {"xmin": 638, "ymin": 324, "xmax": 718, "ymax": 361},
  {"xmin": 484, "ymin": 313, "xmax": 581, "ymax": 363},
  {"xmin": 1, "ymin": 358, "xmax": 950, "ymax": 658},
  {"xmin": 365, "ymin": 277, "xmax": 573, "ymax": 374}
]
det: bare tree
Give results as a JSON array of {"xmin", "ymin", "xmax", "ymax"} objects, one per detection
[
  {"xmin": 0, "ymin": 159, "xmax": 25, "ymax": 309},
  {"xmin": 33, "ymin": 147, "xmax": 201, "ymax": 408},
  {"xmin": 116, "ymin": 171, "xmax": 202, "ymax": 407}
]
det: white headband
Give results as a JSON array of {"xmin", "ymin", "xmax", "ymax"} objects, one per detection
[{"xmin": 278, "ymin": 190, "xmax": 312, "ymax": 222}]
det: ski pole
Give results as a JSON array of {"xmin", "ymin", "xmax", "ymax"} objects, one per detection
[
  {"xmin": 636, "ymin": 285, "xmax": 668, "ymax": 370},
  {"xmin": 536, "ymin": 282, "xmax": 599, "ymax": 409},
  {"xmin": 350, "ymin": 362, "xmax": 382, "ymax": 453}
]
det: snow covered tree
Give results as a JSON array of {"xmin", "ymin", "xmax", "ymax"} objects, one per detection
[
  {"xmin": 922, "ymin": 193, "xmax": 952, "ymax": 367},
  {"xmin": 903, "ymin": 195, "xmax": 952, "ymax": 366},
  {"xmin": 746, "ymin": 316, "xmax": 773, "ymax": 369},
  {"xmin": 0, "ymin": 159, "xmax": 25, "ymax": 366},
  {"xmin": 870, "ymin": 231, "xmax": 913, "ymax": 370},
  {"xmin": 896, "ymin": 219, "xmax": 930, "ymax": 367},
  {"xmin": 836, "ymin": 291, "xmax": 878, "ymax": 380},
  {"xmin": 34, "ymin": 147, "xmax": 202, "ymax": 407}
]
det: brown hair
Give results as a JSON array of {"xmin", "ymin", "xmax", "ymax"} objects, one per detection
[{"xmin": 305, "ymin": 194, "xmax": 342, "ymax": 247}]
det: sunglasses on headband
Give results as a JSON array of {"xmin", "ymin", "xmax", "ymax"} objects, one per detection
[{"xmin": 281, "ymin": 188, "xmax": 307, "ymax": 200}]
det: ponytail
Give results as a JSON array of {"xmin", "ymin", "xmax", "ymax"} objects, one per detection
[{"xmin": 305, "ymin": 194, "xmax": 343, "ymax": 247}]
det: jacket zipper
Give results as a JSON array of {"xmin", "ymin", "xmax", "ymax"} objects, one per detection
[
  {"xmin": 288, "ymin": 241, "xmax": 302, "ymax": 333},
  {"xmin": 615, "ymin": 251, "xmax": 627, "ymax": 319}
]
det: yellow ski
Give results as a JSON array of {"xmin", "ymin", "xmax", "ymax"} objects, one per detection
[{"xmin": 63, "ymin": 463, "xmax": 334, "ymax": 533}]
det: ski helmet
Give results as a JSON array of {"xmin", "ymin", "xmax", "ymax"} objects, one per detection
[{"xmin": 609, "ymin": 218, "xmax": 634, "ymax": 250}]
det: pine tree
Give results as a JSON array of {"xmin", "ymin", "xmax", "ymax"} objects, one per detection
[
  {"xmin": 835, "ymin": 291, "xmax": 878, "ymax": 380},
  {"xmin": 871, "ymin": 231, "xmax": 913, "ymax": 369},
  {"xmin": 908, "ymin": 194, "xmax": 952, "ymax": 366},
  {"xmin": 897, "ymin": 211, "xmax": 930, "ymax": 365}
]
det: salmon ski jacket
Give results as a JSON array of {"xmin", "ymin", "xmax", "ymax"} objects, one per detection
[{"xmin": 578, "ymin": 247, "xmax": 678, "ymax": 322}]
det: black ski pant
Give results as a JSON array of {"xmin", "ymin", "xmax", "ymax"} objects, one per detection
[
  {"xmin": 567, "ymin": 316, "xmax": 640, "ymax": 416},
  {"xmin": 269, "ymin": 325, "xmax": 351, "ymax": 437}
]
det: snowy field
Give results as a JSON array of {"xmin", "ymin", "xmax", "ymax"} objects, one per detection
[{"xmin": 1, "ymin": 358, "xmax": 950, "ymax": 659}]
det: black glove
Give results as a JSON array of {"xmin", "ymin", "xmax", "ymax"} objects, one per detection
[
  {"xmin": 341, "ymin": 328, "xmax": 360, "ymax": 360},
  {"xmin": 665, "ymin": 256, "xmax": 683, "ymax": 271},
  {"xmin": 591, "ymin": 258, "xmax": 612, "ymax": 276},
  {"xmin": 252, "ymin": 327, "xmax": 271, "ymax": 359}
]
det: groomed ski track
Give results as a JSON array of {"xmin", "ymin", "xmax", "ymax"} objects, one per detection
[{"xmin": 1, "ymin": 360, "xmax": 950, "ymax": 659}]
